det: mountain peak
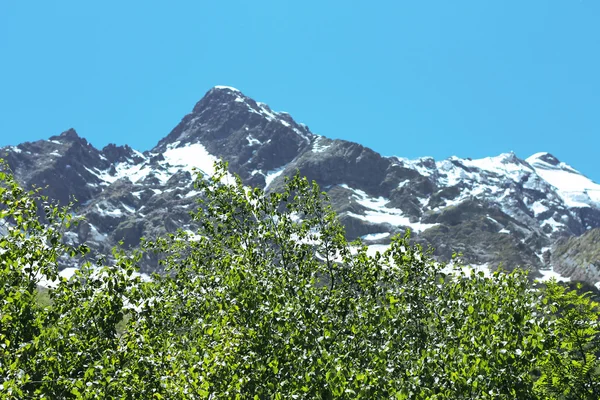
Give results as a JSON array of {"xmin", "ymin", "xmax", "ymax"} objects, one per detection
[
  {"xmin": 211, "ymin": 85, "xmax": 242, "ymax": 93},
  {"xmin": 47, "ymin": 128, "xmax": 84, "ymax": 144},
  {"xmin": 526, "ymin": 152, "xmax": 600, "ymax": 210},
  {"xmin": 60, "ymin": 128, "xmax": 80, "ymax": 139},
  {"xmin": 190, "ymin": 86, "xmax": 250, "ymax": 115},
  {"xmin": 526, "ymin": 152, "xmax": 561, "ymax": 167},
  {"xmin": 155, "ymin": 85, "xmax": 314, "ymax": 158}
]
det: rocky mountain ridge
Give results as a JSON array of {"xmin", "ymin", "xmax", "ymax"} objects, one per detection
[{"xmin": 3, "ymin": 86, "xmax": 600, "ymax": 285}]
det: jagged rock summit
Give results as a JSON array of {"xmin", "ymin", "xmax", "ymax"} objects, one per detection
[{"xmin": 3, "ymin": 86, "xmax": 600, "ymax": 285}]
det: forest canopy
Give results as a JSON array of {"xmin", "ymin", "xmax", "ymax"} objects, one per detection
[{"xmin": 0, "ymin": 161, "xmax": 599, "ymax": 399}]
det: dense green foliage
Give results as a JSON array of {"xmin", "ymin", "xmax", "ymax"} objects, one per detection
[{"xmin": 1, "ymin": 161, "xmax": 599, "ymax": 399}]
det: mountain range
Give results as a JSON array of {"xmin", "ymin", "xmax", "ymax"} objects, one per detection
[{"xmin": 3, "ymin": 86, "xmax": 600, "ymax": 286}]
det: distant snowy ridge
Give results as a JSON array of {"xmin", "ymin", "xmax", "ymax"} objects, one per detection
[{"xmin": 526, "ymin": 152, "xmax": 600, "ymax": 209}]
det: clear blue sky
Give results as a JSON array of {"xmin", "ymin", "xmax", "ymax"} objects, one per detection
[{"xmin": 1, "ymin": 1, "xmax": 599, "ymax": 182}]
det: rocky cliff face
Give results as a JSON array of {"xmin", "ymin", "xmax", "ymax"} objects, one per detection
[
  {"xmin": 551, "ymin": 228, "xmax": 600, "ymax": 283},
  {"xmin": 3, "ymin": 86, "xmax": 600, "ymax": 285}
]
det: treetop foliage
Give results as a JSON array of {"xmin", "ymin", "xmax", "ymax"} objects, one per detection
[{"xmin": 0, "ymin": 160, "xmax": 599, "ymax": 399}]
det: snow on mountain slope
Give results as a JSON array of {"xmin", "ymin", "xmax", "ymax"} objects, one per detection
[
  {"xmin": 83, "ymin": 142, "xmax": 219, "ymax": 187},
  {"xmin": 340, "ymin": 184, "xmax": 438, "ymax": 233},
  {"xmin": 162, "ymin": 142, "xmax": 219, "ymax": 177},
  {"xmin": 393, "ymin": 151, "xmax": 599, "ymax": 235},
  {"xmin": 526, "ymin": 152, "xmax": 600, "ymax": 209}
]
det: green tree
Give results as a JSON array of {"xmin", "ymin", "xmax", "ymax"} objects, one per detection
[
  {"xmin": 0, "ymin": 161, "xmax": 85, "ymax": 396},
  {"xmin": 0, "ymin": 160, "xmax": 599, "ymax": 399},
  {"xmin": 534, "ymin": 281, "xmax": 600, "ymax": 399}
]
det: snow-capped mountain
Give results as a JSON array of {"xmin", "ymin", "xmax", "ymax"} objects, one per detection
[{"xmin": 2, "ymin": 86, "xmax": 599, "ymax": 285}]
